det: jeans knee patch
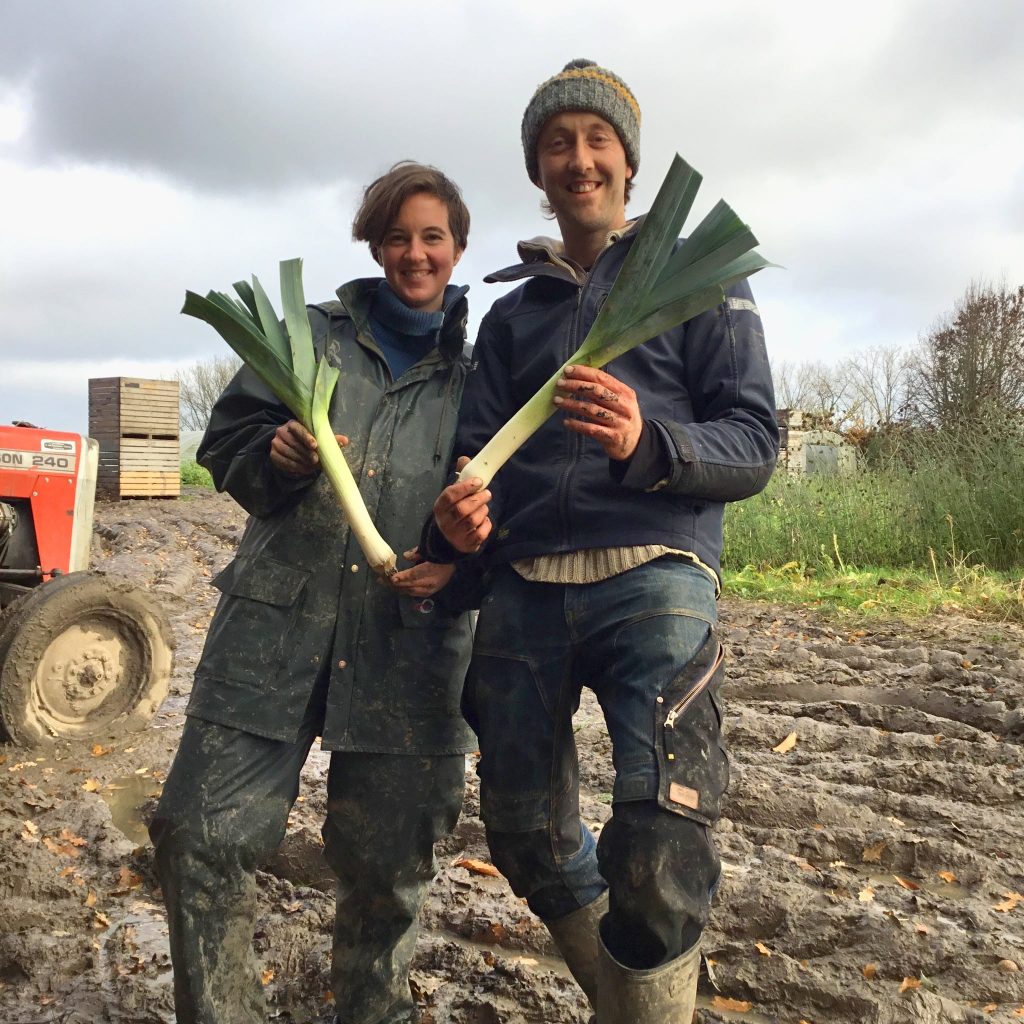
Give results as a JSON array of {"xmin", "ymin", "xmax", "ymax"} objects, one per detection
[{"xmin": 656, "ymin": 632, "xmax": 729, "ymax": 826}]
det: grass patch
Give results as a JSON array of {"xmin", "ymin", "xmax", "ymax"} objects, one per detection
[
  {"xmin": 180, "ymin": 461, "xmax": 214, "ymax": 488},
  {"xmin": 723, "ymin": 561, "xmax": 1024, "ymax": 622},
  {"xmin": 723, "ymin": 411, "xmax": 1024, "ymax": 573}
]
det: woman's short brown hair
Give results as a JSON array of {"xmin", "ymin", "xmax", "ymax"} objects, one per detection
[{"xmin": 352, "ymin": 161, "xmax": 470, "ymax": 264}]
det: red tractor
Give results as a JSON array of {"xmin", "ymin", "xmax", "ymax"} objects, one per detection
[{"xmin": 0, "ymin": 422, "xmax": 173, "ymax": 746}]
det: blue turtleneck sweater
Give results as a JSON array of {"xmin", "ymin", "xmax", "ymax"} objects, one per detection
[{"xmin": 369, "ymin": 282, "xmax": 461, "ymax": 380}]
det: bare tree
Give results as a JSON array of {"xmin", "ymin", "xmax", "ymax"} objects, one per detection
[
  {"xmin": 176, "ymin": 355, "xmax": 242, "ymax": 431},
  {"xmin": 845, "ymin": 344, "xmax": 915, "ymax": 426},
  {"xmin": 774, "ymin": 359, "xmax": 860, "ymax": 428},
  {"xmin": 913, "ymin": 280, "xmax": 1024, "ymax": 429},
  {"xmin": 772, "ymin": 360, "xmax": 816, "ymax": 410}
]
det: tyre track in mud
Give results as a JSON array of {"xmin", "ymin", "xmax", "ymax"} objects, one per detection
[{"xmin": 0, "ymin": 490, "xmax": 1021, "ymax": 1023}]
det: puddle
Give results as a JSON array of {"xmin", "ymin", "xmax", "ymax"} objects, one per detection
[{"xmin": 100, "ymin": 773, "xmax": 161, "ymax": 846}]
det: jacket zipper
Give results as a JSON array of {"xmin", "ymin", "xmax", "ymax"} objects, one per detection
[
  {"xmin": 664, "ymin": 642, "xmax": 723, "ymax": 729},
  {"xmin": 554, "ymin": 285, "xmax": 586, "ymax": 543},
  {"xmin": 555, "ymin": 243, "xmax": 621, "ymax": 546}
]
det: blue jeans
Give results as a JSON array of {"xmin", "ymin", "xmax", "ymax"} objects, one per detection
[{"xmin": 464, "ymin": 557, "xmax": 727, "ymax": 968}]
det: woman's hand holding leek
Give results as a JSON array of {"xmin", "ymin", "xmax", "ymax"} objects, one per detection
[
  {"xmin": 269, "ymin": 420, "xmax": 351, "ymax": 477},
  {"xmin": 387, "ymin": 548, "xmax": 455, "ymax": 597}
]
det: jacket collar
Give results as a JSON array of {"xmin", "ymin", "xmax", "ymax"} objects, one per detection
[
  {"xmin": 485, "ymin": 219, "xmax": 640, "ymax": 285},
  {"xmin": 333, "ymin": 278, "xmax": 469, "ymax": 363}
]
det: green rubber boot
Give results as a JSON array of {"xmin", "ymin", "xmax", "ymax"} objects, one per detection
[
  {"xmin": 544, "ymin": 891, "xmax": 609, "ymax": 1012},
  {"xmin": 596, "ymin": 933, "xmax": 701, "ymax": 1023}
]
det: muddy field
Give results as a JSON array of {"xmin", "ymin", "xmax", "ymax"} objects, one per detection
[{"xmin": 1, "ymin": 488, "xmax": 1022, "ymax": 1023}]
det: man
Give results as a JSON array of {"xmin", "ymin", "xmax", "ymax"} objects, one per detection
[{"xmin": 424, "ymin": 60, "xmax": 778, "ymax": 1022}]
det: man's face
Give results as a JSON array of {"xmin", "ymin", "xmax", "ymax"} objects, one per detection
[{"xmin": 534, "ymin": 111, "xmax": 633, "ymax": 240}]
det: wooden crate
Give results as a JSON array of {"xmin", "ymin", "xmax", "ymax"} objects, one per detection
[{"xmin": 88, "ymin": 378, "xmax": 181, "ymax": 499}]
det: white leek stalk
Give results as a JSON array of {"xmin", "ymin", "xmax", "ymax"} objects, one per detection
[
  {"xmin": 182, "ymin": 258, "xmax": 398, "ymax": 576},
  {"xmin": 459, "ymin": 154, "xmax": 773, "ymax": 488}
]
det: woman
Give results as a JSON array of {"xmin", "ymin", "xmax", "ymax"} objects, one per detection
[{"xmin": 150, "ymin": 162, "xmax": 477, "ymax": 1024}]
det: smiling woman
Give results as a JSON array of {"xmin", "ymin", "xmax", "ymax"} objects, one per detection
[{"xmin": 152, "ymin": 159, "xmax": 481, "ymax": 1024}]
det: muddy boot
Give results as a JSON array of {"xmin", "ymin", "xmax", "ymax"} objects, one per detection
[
  {"xmin": 544, "ymin": 890, "xmax": 608, "ymax": 1011},
  {"xmin": 596, "ymin": 932, "xmax": 700, "ymax": 1023}
]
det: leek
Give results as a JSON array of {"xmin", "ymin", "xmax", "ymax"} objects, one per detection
[
  {"xmin": 182, "ymin": 258, "xmax": 398, "ymax": 577},
  {"xmin": 458, "ymin": 154, "xmax": 774, "ymax": 488}
]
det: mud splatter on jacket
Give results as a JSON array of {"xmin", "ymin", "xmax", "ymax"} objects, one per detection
[{"xmin": 188, "ymin": 278, "xmax": 476, "ymax": 755}]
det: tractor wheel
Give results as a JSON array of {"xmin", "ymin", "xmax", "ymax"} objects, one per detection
[{"xmin": 0, "ymin": 571, "xmax": 174, "ymax": 746}]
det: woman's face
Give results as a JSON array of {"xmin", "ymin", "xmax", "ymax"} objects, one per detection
[{"xmin": 379, "ymin": 192, "xmax": 462, "ymax": 312}]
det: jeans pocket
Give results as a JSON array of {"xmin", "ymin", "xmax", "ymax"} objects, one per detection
[{"xmin": 655, "ymin": 631, "xmax": 729, "ymax": 826}]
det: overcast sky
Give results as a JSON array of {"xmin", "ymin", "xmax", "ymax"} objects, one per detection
[{"xmin": 2, "ymin": 0, "xmax": 1022, "ymax": 434}]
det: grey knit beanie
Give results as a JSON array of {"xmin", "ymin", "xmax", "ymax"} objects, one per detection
[{"xmin": 521, "ymin": 58, "xmax": 641, "ymax": 183}]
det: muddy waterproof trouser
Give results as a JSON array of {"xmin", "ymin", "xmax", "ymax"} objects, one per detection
[
  {"xmin": 464, "ymin": 559, "xmax": 727, "ymax": 970},
  {"xmin": 149, "ymin": 687, "xmax": 464, "ymax": 1024}
]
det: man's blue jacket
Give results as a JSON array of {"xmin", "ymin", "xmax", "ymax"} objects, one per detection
[{"xmin": 434, "ymin": 227, "xmax": 779, "ymax": 583}]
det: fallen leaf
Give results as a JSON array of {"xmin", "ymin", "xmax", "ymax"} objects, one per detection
[
  {"xmin": 281, "ymin": 900, "xmax": 303, "ymax": 914},
  {"xmin": 82, "ymin": 779, "xmax": 102, "ymax": 793},
  {"xmin": 899, "ymin": 977, "xmax": 922, "ymax": 993},
  {"xmin": 983, "ymin": 1004, "xmax": 998, "ymax": 1013},
  {"xmin": 858, "ymin": 886, "xmax": 875, "ymax": 903},
  {"xmin": 134, "ymin": 766, "xmax": 151, "ymax": 775},
  {"xmin": 772, "ymin": 731, "xmax": 798, "ymax": 754},
  {"xmin": 93, "ymin": 911, "xmax": 111, "ymax": 929},
  {"xmin": 1013, "ymin": 1007, "xmax": 1024, "ymax": 1017},
  {"xmin": 712, "ymin": 996, "xmax": 754, "ymax": 1013},
  {"xmin": 115, "ymin": 867, "xmax": 143, "ymax": 891},
  {"xmin": 862, "ymin": 840, "xmax": 887, "ymax": 863},
  {"xmin": 933, "ymin": 735, "xmax": 943, "ymax": 745},
  {"xmin": 755, "ymin": 942, "xmax": 772, "ymax": 957},
  {"xmin": 937, "ymin": 870, "xmax": 958, "ymax": 884},
  {"xmin": 863, "ymin": 964, "xmax": 878, "ymax": 979},
  {"xmin": 261, "ymin": 969, "xmax": 275, "ymax": 986},
  {"xmin": 60, "ymin": 829, "xmax": 87, "ymax": 847},
  {"xmin": 85, "ymin": 892, "xmax": 97, "ymax": 907},
  {"xmin": 43, "ymin": 836, "xmax": 83, "ymax": 858},
  {"xmin": 995, "ymin": 892, "xmax": 1023, "ymax": 913},
  {"xmin": 894, "ymin": 876, "xmax": 921, "ymax": 891},
  {"xmin": 91, "ymin": 745, "xmax": 113, "ymax": 757},
  {"xmin": 915, "ymin": 924, "xmax": 930, "ymax": 935},
  {"xmin": 454, "ymin": 857, "xmax": 501, "ymax": 878}
]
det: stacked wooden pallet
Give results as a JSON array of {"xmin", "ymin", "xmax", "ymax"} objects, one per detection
[{"xmin": 88, "ymin": 378, "xmax": 180, "ymax": 498}]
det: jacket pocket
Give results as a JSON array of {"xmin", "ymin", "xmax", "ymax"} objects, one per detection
[
  {"xmin": 197, "ymin": 556, "xmax": 311, "ymax": 686},
  {"xmin": 656, "ymin": 632, "xmax": 729, "ymax": 826}
]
